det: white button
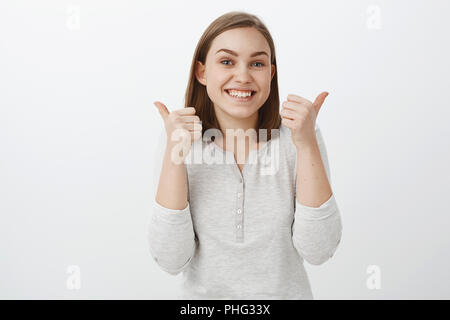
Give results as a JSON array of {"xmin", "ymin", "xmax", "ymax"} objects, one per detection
[
  {"xmin": 237, "ymin": 209, "xmax": 242, "ymax": 214},
  {"xmin": 237, "ymin": 193, "xmax": 242, "ymax": 198},
  {"xmin": 237, "ymin": 224, "xmax": 241, "ymax": 229}
]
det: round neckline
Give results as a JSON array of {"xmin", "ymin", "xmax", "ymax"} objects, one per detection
[
  {"xmin": 209, "ymin": 134, "xmax": 278, "ymax": 157},
  {"xmin": 206, "ymin": 132, "xmax": 280, "ymax": 177}
]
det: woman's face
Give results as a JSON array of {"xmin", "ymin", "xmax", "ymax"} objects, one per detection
[{"xmin": 196, "ymin": 27, "xmax": 275, "ymax": 121}]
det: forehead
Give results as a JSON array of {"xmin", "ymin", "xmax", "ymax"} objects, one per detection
[{"xmin": 209, "ymin": 27, "xmax": 270, "ymax": 56}]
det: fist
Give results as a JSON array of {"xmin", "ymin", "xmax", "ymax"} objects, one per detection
[
  {"xmin": 154, "ymin": 101, "xmax": 202, "ymax": 163},
  {"xmin": 280, "ymin": 91, "xmax": 328, "ymax": 149}
]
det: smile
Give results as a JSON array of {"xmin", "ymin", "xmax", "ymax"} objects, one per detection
[{"xmin": 225, "ymin": 89, "xmax": 256, "ymax": 102}]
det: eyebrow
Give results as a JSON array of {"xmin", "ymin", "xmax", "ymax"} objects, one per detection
[{"xmin": 215, "ymin": 48, "xmax": 269, "ymax": 58}]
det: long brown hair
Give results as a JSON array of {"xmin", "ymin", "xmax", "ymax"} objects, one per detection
[{"xmin": 184, "ymin": 11, "xmax": 281, "ymax": 142}]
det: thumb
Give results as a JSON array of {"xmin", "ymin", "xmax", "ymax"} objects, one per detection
[
  {"xmin": 312, "ymin": 91, "xmax": 329, "ymax": 114},
  {"xmin": 153, "ymin": 101, "xmax": 170, "ymax": 120}
]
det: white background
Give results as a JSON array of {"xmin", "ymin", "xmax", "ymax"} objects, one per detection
[{"xmin": 1, "ymin": 0, "xmax": 449, "ymax": 299}]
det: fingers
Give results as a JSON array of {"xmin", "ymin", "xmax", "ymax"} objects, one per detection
[
  {"xmin": 191, "ymin": 129, "xmax": 202, "ymax": 141},
  {"xmin": 180, "ymin": 115, "xmax": 201, "ymax": 123},
  {"xmin": 174, "ymin": 107, "xmax": 196, "ymax": 115},
  {"xmin": 284, "ymin": 91, "xmax": 329, "ymax": 115},
  {"xmin": 153, "ymin": 101, "xmax": 170, "ymax": 120},
  {"xmin": 287, "ymin": 94, "xmax": 310, "ymax": 104},
  {"xmin": 280, "ymin": 108, "xmax": 297, "ymax": 120},
  {"xmin": 281, "ymin": 100, "xmax": 304, "ymax": 111},
  {"xmin": 183, "ymin": 122, "xmax": 202, "ymax": 131},
  {"xmin": 313, "ymin": 91, "xmax": 329, "ymax": 109},
  {"xmin": 154, "ymin": 101, "xmax": 198, "ymax": 118},
  {"xmin": 281, "ymin": 117, "xmax": 296, "ymax": 129},
  {"xmin": 153, "ymin": 102, "xmax": 203, "ymax": 144},
  {"xmin": 182, "ymin": 123, "xmax": 202, "ymax": 141},
  {"xmin": 179, "ymin": 116, "xmax": 202, "ymax": 142}
]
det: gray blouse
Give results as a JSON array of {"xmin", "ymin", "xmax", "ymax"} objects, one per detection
[{"xmin": 148, "ymin": 122, "xmax": 343, "ymax": 299}]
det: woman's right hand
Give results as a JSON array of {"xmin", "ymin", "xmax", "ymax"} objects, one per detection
[{"xmin": 154, "ymin": 101, "xmax": 202, "ymax": 163}]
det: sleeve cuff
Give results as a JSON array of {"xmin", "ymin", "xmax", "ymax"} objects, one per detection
[
  {"xmin": 153, "ymin": 198, "xmax": 191, "ymax": 224},
  {"xmin": 295, "ymin": 193, "xmax": 338, "ymax": 221}
]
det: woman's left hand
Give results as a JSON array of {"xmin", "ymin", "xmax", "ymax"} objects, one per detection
[{"xmin": 280, "ymin": 91, "xmax": 329, "ymax": 149}]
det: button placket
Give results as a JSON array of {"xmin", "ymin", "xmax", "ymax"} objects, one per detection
[{"xmin": 235, "ymin": 179, "xmax": 244, "ymax": 242}]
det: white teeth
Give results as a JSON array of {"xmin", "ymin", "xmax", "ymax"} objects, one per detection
[{"xmin": 227, "ymin": 90, "xmax": 252, "ymax": 98}]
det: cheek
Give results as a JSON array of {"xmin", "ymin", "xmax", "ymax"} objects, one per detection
[
  {"xmin": 208, "ymin": 66, "xmax": 228, "ymax": 82},
  {"xmin": 256, "ymin": 71, "xmax": 271, "ymax": 86},
  {"xmin": 257, "ymin": 77, "xmax": 272, "ymax": 96}
]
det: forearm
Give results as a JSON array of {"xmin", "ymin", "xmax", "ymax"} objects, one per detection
[
  {"xmin": 296, "ymin": 139, "xmax": 332, "ymax": 207},
  {"xmin": 155, "ymin": 144, "xmax": 188, "ymax": 210}
]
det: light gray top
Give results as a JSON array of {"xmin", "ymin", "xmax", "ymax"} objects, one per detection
[{"xmin": 148, "ymin": 122, "xmax": 343, "ymax": 300}]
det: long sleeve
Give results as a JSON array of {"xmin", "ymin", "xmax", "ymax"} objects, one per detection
[
  {"xmin": 147, "ymin": 128, "xmax": 197, "ymax": 275},
  {"xmin": 291, "ymin": 125, "xmax": 343, "ymax": 265}
]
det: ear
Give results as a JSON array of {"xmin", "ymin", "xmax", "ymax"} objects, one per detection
[
  {"xmin": 271, "ymin": 64, "xmax": 276, "ymax": 80},
  {"xmin": 195, "ymin": 61, "xmax": 207, "ymax": 86}
]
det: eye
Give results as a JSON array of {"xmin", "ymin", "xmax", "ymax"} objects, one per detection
[
  {"xmin": 252, "ymin": 62, "xmax": 265, "ymax": 67},
  {"xmin": 220, "ymin": 59, "xmax": 266, "ymax": 67}
]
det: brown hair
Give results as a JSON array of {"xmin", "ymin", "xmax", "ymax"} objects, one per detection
[{"xmin": 184, "ymin": 11, "xmax": 281, "ymax": 142}]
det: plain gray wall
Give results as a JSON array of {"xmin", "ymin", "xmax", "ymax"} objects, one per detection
[{"xmin": 1, "ymin": 0, "xmax": 449, "ymax": 299}]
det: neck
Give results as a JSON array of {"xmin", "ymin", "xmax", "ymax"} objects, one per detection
[
  {"xmin": 216, "ymin": 109, "xmax": 258, "ymax": 138},
  {"xmin": 213, "ymin": 106, "xmax": 260, "ymax": 151}
]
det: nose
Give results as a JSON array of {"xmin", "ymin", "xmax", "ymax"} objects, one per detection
[{"xmin": 234, "ymin": 63, "xmax": 252, "ymax": 83}]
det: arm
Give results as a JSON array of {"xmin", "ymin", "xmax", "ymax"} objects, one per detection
[
  {"xmin": 296, "ymin": 128, "xmax": 332, "ymax": 208},
  {"xmin": 147, "ymin": 129, "xmax": 196, "ymax": 275},
  {"xmin": 156, "ymin": 141, "xmax": 189, "ymax": 210},
  {"xmin": 291, "ymin": 126, "xmax": 342, "ymax": 265}
]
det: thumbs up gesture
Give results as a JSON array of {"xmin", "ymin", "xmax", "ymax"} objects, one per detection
[
  {"xmin": 154, "ymin": 101, "xmax": 202, "ymax": 163},
  {"xmin": 280, "ymin": 91, "xmax": 328, "ymax": 149}
]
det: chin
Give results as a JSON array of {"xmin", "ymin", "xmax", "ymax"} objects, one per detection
[
  {"xmin": 224, "ymin": 104, "xmax": 258, "ymax": 117},
  {"xmin": 212, "ymin": 97, "xmax": 260, "ymax": 118}
]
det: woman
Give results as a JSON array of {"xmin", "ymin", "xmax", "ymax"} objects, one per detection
[{"xmin": 148, "ymin": 11, "xmax": 343, "ymax": 300}]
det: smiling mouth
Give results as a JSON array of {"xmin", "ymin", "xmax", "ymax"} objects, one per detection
[{"xmin": 224, "ymin": 89, "xmax": 256, "ymax": 101}]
